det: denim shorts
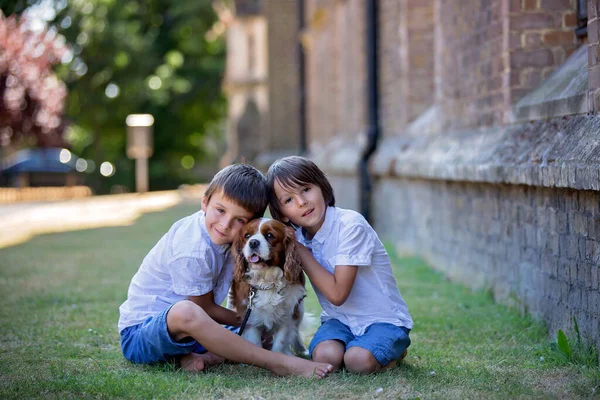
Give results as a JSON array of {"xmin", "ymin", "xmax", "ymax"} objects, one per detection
[
  {"xmin": 309, "ymin": 319, "xmax": 411, "ymax": 367},
  {"xmin": 120, "ymin": 303, "xmax": 238, "ymax": 364}
]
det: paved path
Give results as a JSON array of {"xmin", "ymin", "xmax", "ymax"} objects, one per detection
[{"xmin": 0, "ymin": 188, "xmax": 204, "ymax": 249}]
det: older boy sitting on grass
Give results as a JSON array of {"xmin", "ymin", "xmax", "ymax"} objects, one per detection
[{"xmin": 118, "ymin": 163, "xmax": 333, "ymax": 378}]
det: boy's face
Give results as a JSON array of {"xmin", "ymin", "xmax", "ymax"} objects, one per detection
[
  {"xmin": 273, "ymin": 180, "xmax": 327, "ymax": 237},
  {"xmin": 202, "ymin": 190, "xmax": 254, "ymax": 246}
]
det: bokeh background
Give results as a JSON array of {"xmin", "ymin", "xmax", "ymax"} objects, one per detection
[{"xmin": 1, "ymin": 0, "xmax": 230, "ymax": 194}]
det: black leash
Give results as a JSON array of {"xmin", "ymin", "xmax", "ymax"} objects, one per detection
[{"xmin": 237, "ymin": 287, "xmax": 256, "ymax": 336}]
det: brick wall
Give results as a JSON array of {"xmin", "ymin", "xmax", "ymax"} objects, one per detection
[
  {"xmin": 265, "ymin": 0, "xmax": 301, "ymax": 151},
  {"xmin": 505, "ymin": 0, "xmax": 581, "ymax": 116},
  {"xmin": 379, "ymin": 0, "xmax": 435, "ymax": 137},
  {"xmin": 589, "ymin": 0, "xmax": 600, "ymax": 111},
  {"xmin": 304, "ymin": 1, "xmax": 367, "ymax": 147},
  {"xmin": 436, "ymin": 0, "xmax": 580, "ymax": 131}
]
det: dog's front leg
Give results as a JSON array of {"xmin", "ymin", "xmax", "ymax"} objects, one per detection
[
  {"xmin": 241, "ymin": 325, "xmax": 262, "ymax": 348},
  {"xmin": 271, "ymin": 325, "xmax": 292, "ymax": 355}
]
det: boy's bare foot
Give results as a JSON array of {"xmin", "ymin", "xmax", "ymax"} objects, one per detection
[
  {"xmin": 180, "ymin": 352, "xmax": 224, "ymax": 372},
  {"xmin": 379, "ymin": 359, "xmax": 397, "ymax": 373},
  {"xmin": 399, "ymin": 349, "xmax": 408, "ymax": 362},
  {"xmin": 272, "ymin": 357, "xmax": 334, "ymax": 378}
]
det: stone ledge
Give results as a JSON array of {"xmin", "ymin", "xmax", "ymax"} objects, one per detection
[
  {"xmin": 316, "ymin": 114, "xmax": 600, "ymax": 192},
  {"xmin": 511, "ymin": 44, "xmax": 588, "ymax": 123}
]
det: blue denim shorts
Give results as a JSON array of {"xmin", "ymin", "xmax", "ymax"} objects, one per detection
[
  {"xmin": 120, "ymin": 303, "xmax": 238, "ymax": 364},
  {"xmin": 309, "ymin": 319, "xmax": 411, "ymax": 367}
]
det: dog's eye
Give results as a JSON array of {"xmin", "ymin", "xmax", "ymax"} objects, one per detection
[
  {"xmin": 244, "ymin": 233, "xmax": 251, "ymax": 239},
  {"xmin": 266, "ymin": 233, "xmax": 274, "ymax": 239}
]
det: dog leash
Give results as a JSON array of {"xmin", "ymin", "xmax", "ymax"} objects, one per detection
[{"xmin": 237, "ymin": 287, "xmax": 256, "ymax": 336}]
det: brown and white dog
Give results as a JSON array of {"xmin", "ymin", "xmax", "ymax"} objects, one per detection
[{"xmin": 229, "ymin": 218, "xmax": 308, "ymax": 356}]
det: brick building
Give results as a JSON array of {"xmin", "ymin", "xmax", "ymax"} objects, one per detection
[{"xmin": 223, "ymin": 0, "xmax": 600, "ymax": 349}]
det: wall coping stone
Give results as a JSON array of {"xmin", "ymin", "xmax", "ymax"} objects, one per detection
[
  {"xmin": 512, "ymin": 45, "xmax": 588, "ymax": 123},
  {"xmin": 317, "ymin": 114, "xmax": 600, "ymax": 192}
]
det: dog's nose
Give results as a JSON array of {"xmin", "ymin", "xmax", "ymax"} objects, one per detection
[{"xmin": 249, "ymin": 239, "xmax": 260, "ymax": 249}]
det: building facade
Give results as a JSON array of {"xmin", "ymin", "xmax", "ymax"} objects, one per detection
[{"xmin": 224, "ymin": 0, "xmax": 600, "ymax": 349}]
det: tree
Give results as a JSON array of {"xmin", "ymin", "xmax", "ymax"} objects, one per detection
[
  {"xmin": 49, "ymin": 0, "xmax": 231, "ymax": 193},
  {"xmin": 0, "ymin": 12, "xmax": 68, "ymax": 147}
]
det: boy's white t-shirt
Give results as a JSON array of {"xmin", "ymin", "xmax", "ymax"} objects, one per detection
[
  {"xmin": 295, "ymin": 206, "xmax": 413, "ymax": 336},
  {"xmin": 118, "ymin": 210, "xmax": 233, "ymax": 333}
]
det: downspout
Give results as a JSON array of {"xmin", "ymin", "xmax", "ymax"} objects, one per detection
[
  {"xmin": 360, "ymin": 0, "xmax": 379, "ymax": 223},
  {"xmin": 298, "ymin": 0, "xmax": 307, "ymax": 155}
]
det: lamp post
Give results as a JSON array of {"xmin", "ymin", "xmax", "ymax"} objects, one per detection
[{"xmin": 126, "ymin": 114, "xmax": 154, "ymax": 193}]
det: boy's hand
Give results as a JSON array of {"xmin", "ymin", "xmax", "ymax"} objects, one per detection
[{"xmin": 294, "ymin": 243, "xmax": 358, "ymax": 307}]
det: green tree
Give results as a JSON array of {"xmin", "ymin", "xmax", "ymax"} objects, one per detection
[{"xmin": 49, "ymin": 0, "xmax": 229, "ymax": 193}]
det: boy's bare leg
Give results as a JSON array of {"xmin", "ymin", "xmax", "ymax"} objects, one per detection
[
  {"xmin": 167, "ymin": 301, "xmax": 333, "ymax": 378},
  {"xmin": 344, "ymin": 347, "xmax": 385, "ymax": 375},
  {"xmin": 311, "ymin": 340, "xmax": 345, "ymax": 371}
]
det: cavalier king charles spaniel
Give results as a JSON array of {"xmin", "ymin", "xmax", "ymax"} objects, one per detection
[{"xmin": 229, "ymin": 218, "xmax": 308, "ymax": 356}]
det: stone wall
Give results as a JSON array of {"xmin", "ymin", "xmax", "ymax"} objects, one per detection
[{"xmin": 368, "ymin": 176, "xmax": 599, "ymax": 345}]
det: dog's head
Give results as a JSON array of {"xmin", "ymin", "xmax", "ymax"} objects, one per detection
[{"xmin": 233, "ymin": 218, "xmax": 302, "ymax": 284}]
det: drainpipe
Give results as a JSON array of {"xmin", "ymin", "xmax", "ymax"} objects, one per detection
[
  {"xmin": 298, "ymin": 0, "xmax": 307, "ymax": 155},
  {"xmin": 360, "ymin": 0, "xmax": 379, "ymax": 223},
  {"xmin": 575, "ymin": 0, "xmax": 587, "ymax": 38}
]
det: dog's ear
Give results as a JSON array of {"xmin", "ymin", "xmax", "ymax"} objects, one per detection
[
  {"xmin": 232, "ymin": 235, "xmax": 247, "ymax": 283},
  {"xmin": 283, "ymin": 227, "xmax": 303, "ymax": 283}
]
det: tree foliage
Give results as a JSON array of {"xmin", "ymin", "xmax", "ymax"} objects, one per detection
[
  {"xmin": 56, "ymin": 0, "xmax": 230, "ymax": 192},
  {"xmin": 3, "ymin": 0, "xmax": 231, "ymax": 192},
  {"xmin": 0, "ymin": 11, "xmax": 68, "ymax": 147}
]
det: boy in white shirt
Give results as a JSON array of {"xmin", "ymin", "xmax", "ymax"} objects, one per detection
[
  {"xmin": 118, "ymin": 164, "xmax": 333, "ymax": 378},
  {"xmin": 267, "ymin": 156, "xmax": 413, "ymax": 375}
]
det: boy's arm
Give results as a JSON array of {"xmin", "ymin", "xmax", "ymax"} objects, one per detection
[
  {"xmin": 188, "ymin": 292, "xmax": 240, "ymax": 326},
  {"xmin": 296, "ymin": 244, "xmax": 357, "ymax": 306}
]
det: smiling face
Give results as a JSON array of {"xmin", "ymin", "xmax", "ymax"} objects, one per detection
[
  {"xmin": 273, "ymin": 179, "xmax": 327, "ymax": 238},
  {"xmin": 201, "ymin": 190, "xmax": 255, "ymax": 246}
]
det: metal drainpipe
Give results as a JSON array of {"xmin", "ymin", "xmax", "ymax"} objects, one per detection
[
  {"xmin": 298, "ymin": 0, "xmax": 307, "ymax": 155},
  {"xmin": 575, "ymin": 0, "xmax": 587, "ymax": 38},
  {"xmin": 360, "ymin": 0, "xmax": 379, "ymax": 223}
]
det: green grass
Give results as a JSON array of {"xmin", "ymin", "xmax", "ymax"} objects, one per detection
[{"xmin": 1, "ymin": 203, "xmax": 599, "ymax": 399}]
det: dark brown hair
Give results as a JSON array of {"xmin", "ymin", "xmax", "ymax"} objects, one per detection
[
  {"xmin": 204, "ymin": 163, "xmax": 268, "ymax": 219},
  {"xmin": 266, "ymin": 156, "xmax": 335, "ymax": 221}
]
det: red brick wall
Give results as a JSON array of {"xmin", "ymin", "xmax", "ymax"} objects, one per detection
[
  {"xmin": 379, "ymin": 0, "xmax": 435, "ymax": 137},
  {"xmin": 304, "ymin": 1, "xmax": 367, "ymax": 146},
  {"xmin": 436, "ymin": 0, "xmax": 580, "ymax": 131},
  {"xmin": 266, "ymin": 0, "xmax": 583, "ymax": 150},
  {"xmin": 505, "ymin": 0, "xmax": 581, "ymax": 114},
  {"xmin": 265, "ymin": 0, "xmax": 301, "ymax": 151}
]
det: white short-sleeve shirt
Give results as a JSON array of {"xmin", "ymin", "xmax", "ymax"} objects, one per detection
[
  {"xmin": 118, "ymin": 210, "xmax": 233, "ymax": 333},
  {"xmin": 296, "ymin": 206, "xmax": 413, "ymax": 336}
]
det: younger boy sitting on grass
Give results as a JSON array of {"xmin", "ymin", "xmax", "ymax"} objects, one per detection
[{"xmin": 118, "ymin": 163, "xmax": 333, "ymax": 378}]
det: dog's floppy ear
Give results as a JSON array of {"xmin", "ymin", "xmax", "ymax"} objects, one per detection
[
  {"xmin": 283, "ymin": 226, "xmax": 303, "ymax": 283},
  {"xmin": 232, "ymin": 234, "xmax": 247, "ymax": 283}
]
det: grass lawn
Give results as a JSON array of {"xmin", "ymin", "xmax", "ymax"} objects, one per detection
[{"xmin": 1, "ymin": 203, "xmax": 598, "ymax": 399}]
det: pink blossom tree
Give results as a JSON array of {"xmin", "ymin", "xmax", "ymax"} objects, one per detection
[{"xmin": 0, "ymin": 12, "xmax": 68, "ymax": 147}]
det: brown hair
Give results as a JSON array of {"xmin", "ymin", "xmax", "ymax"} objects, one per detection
[
  {"xmin": 204, "ymin": 163, "xmax": 268, "ymax": 219},
  {"xmin": 266, "ymin": 156, "xmax": 335, "ymax": 221}
]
